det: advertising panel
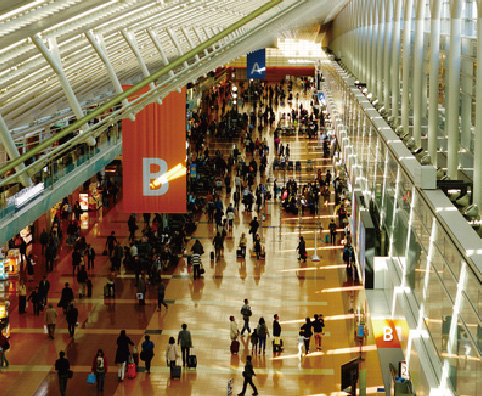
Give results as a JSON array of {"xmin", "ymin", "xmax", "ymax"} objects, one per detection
[{"xmin": 122, "ymin": 86, "xmax": 186, "ymax": 213}]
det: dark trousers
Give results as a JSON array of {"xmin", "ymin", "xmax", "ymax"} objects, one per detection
[
  {"xmin": 88, "ymin": 257, "xmax": 94, "ymax": 269},
  {"xmin": 158, "ymin": 295, "xmax": 168, "ymax": 309},
  {"xmin": 240, "ymin": 376, "xmax": 257, "ymax": 395},
  {"xmin": 96, "ymin": 372, "xmax": 105, "ymax": 390},
  {"xmin": 48, "ymin": 324, "xmax": 55, "ymax": 338},
  {"xmin": 59, "ymin": 374, "xmax": 68, "ymax": 396},
  {"xmin": 33, "ymin": 302, "xmax": 40, "ymax": 315},
  {"xmin": 181, "ymin": 347, "xmax": 190, "ymax": 366},
  {"xmin": 193, "ymin": 265, "xmax": 201, "ymax": 280},
  {"xmin": 19, "ymin": 296, "xmax": 26, "ymax": 313},
  {"xmin": 304, "ymin": 338, "xmax": 310, "ymax": 354},
  {"xmin": 68, "ymin": 322, "xmax": 75, "ymax": 336},
  {"xmin": 330, "ymin": 232, "xmax": 336, "ymax": 244},
  {"xmin": 145, "ymin": 357, "xmax": 152, "ymax": 372}
]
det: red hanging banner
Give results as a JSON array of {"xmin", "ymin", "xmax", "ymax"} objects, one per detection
[{"xmin": 122, "ymin": 86, "xmax": 186, "ymax": 213}]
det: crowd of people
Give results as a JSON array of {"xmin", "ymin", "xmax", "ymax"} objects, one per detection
[{"xmin": 0, "ymin": 77, "xmax": 356, "ymax": 396}]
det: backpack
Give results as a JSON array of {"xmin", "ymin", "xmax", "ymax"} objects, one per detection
[{"xmin": 96, "ymin": 356, "xmax": 105, "ymax": 373}]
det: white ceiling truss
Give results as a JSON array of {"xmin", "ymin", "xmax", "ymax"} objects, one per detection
[{"xmin": 0, "ymin": 0, "xmax": 346, "ymax": 175}]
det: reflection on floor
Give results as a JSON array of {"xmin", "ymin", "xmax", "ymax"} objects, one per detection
[{"xmin": 1, "ymin": 87, "xmax": 384, "ymax": 396}]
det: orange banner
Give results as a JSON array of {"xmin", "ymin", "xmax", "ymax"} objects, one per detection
[
  {"xmin": 122, "ymin": 86, "xmax": 186, "ymax": 213},
  {"xmin": 372, "ymin": 319, "xmax": 409, "ymax": 349}
]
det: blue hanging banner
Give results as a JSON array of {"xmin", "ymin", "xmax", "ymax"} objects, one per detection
[{"xmin": 247, "ymin": 49, "xmax": 266, "ymax": 79}]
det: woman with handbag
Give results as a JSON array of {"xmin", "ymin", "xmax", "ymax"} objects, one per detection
[
  {"xmin": 141, "ymin": 335, "xmax": 155, "ymax": 374},
  {"xmin": 115, "ymin": 330, "xmax": 134, "ymax": 382}
]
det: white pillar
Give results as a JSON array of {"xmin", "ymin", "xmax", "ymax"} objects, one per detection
[
  {"xmin": 376, "ymin": 0, "xmax": 385, "ymax": 101},
  {"xmin": 402, "ymin": 0, "xmax": 414, "ymax": 135},
  {"xmin": 383, "ymin": 0, "xmax": 393, "ymax": 110},
  {"xmin": 428, "ymin": 0, "xmax": 442, "ymax": 167},
  {"xmin": 474, "ymin": 0, "xmax": 482, "ymax": 208},
  {"xmin": 392, "ymin": 0, "xmax": 402, "ymax": 126},
  {"xmin": 447, "ymin": 0, "xmax": 462, "ymax": 179},
  {"xmin": 366, "ymin": 0, "xmax": 373, "ymax": 87},
  {"xmin": 371, "ymin": 0, "xmax": 379, "ymax": 95},
  {"xmin": 413, "ymin": 0, "xmax": 426, "ymax": 148},
  {"xmin": 0, "ymin": 116, "xmax": 31, "ymax": 186},
  {"xmin": 361, "ymin": 0, "xmax": 368, "ymax": 82},
  {"xmin": 460, "ymin": 40, "xmax": 473, "ymax": 151}
]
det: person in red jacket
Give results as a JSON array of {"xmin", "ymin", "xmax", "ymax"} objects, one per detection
[{"xmin": 91, "ymin": 349, "xmax": 107, "ymax": 391}]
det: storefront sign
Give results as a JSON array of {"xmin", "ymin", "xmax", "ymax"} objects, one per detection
[
  {"xmin": 79, "ymin": 194, "xmax": 89, "ymax": 211},
  {"xmin": 122, "ymin": 86, "xmax": 186, "ymax": 213},
  {"xmin": 190, "ymin": 163, "xmax": 197, "ymax": 179}
]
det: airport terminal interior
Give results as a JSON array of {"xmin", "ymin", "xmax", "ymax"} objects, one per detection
[{"xmin": 0, "ymin": 1, "xmax": 480, "ymax": 396}]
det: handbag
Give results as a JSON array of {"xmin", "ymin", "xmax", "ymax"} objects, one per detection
[
  {"xmin": 140, "ymin": 351, "xmax": 146, "ymax": 361},
  {"xmin": 87, "ymin": 373, "xmax": 96, "ymax": 384},
  {"xmin": 67, "ymin": 370, "xmax": 74, "ymax": 378}
]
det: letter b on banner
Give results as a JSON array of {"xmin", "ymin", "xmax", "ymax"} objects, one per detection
[{"xmin": 143, "ymin": 158, "xmax": 168, "ymax": 196}]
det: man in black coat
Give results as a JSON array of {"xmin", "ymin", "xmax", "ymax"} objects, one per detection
[{"xmin": 59, "ymin": 282, "xmax": 74, "ymax": 311}]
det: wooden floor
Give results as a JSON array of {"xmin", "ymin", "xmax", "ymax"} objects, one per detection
[{"xmin": 1, "ymin": 88, "xmax": 384, "ymax": 396}]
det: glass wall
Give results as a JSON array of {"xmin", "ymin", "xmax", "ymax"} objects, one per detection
[{"xmin": 324, "ymin": 66, "xmax": 481, "ymax": 396}]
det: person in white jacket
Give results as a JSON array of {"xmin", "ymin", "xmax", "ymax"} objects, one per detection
[
  {"xmin": 230, "ymin": 316, "xmax": 239, "ymax": 341},
  {"xmin": 166, "ymin": 337, "xmax": 180, "ymax": 370}
]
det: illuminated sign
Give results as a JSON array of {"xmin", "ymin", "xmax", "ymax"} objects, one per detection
[{"xmin": 372, "ymin": 319, "xmax": 409, "ymax": 349}]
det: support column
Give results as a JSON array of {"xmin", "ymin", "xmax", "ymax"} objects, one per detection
[
  {"xmin": 413, "ymin": 0, "xmax": 426, "ymax": 148},
  {"xmin": 446, "ymin": 0, "xmax": 462, "ymax": 179},
  {"xmin": 474, "ymin": 0, "xmax": 482, "ymax": 208},
  {"xmin": 428, "ymin": 0, "xmax": 442, "ymax": 167},
  {"xmin": 361, "ymin": 0, "xmax": 367, "ymax": 82},
  {"xmin": 383, "ymin": 0, "xmax": 393, "ymax": 111},
  {"xmin": 460, "ymin": 40, "xmax": 473, "ymax": 151},
  {"xmin": 376, "ymin": 0, "xmax": 385, "ymax": 102},
  {"xmin": 0, "ymin": 116, "xmax": 31, "ymax": 186},
  {"xmin": 392, "ymin": 0, "xmax": 402, "ymax": 126},
  {"xmin": 371, "ymin": 0, "xmax": 378, "ymax": 96},
  {"xmin": 402, "ymin": 0, "xmax": 414, "ymax": 135},
  {"xmin": 366, "ymin": 0, "xmax": 373, "ymax": 89}
]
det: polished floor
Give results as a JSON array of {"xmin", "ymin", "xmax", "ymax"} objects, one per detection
[{"xmin": 1, "ymin": 86, "xmax": 384, "ymax": 396}]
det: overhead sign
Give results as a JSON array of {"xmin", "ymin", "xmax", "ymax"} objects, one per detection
[
  {"xmin": 122, "ymin": 86, "xmax": 187, "ymax": 213},
  {"xmin": 247, "ymin": 49, "xmax": 266, "ymax": 79},
  {"xmin": 372, "ymin": 319, "xmax": 409, "ymax": 349}
]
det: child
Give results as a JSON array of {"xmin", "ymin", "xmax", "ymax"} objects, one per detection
[
  {"xmin": 251, "ymin": 328, "xmax": 258, "ymax": 355},
  {"xmin": 297, "ymin": 331, "xmax": 305, "ymax": 357}
]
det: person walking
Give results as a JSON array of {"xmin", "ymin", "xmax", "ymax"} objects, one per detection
[
  {"xmin": 212, "ymin": 232, "xmax": 224, "ymax": 261},
  {"xmin": 166, "ymin": 337, "xmax": 180, "ymax": 371},
  {"xmin": 137, "ymin": 273, "xmax": 146, "ymax": 305},
  {"xmin": 230, "ymin": 316, "xmax": 239, "ymax": 343},
  {"xmin": 191, "ymin": 252, "xmax": 202, "ymax": 280},
  {"xmin": 77, "ymin": 265, "xmax": 88, "ymax": 298},
  {"xmin": 66, "ymin": 303, "xmax": 78, "ymax": 337},
  {"xmin": 39, "ymin": 276, "xmax": 50, "ymax": 306},
  {"xmin": 28, "ymin": 286, "xmax": 40, "ymax": 315},
  {"xmin": 249, "ymin": 217, "xmax": 259, "ymax": 243},
  {"xmin": 301, "ymin": 318, "xmax": 313, "ymax": 355},
  {"xmin": 87, "ymin": 245, "xmax": 95, "ymax": 270},
  {"xmin": 313, "ymin": 314, "xmax": 324, "ymax": 350},
  {"xmin": 257, "ymin": 317, "xmax": 269, "ymax": 354},
  {"xmin": 19, "ymin": 282, "xmax": 27, "ymax": 314},
  {"xmin": 297, "ymin": 236, "xmax": 307, "ymax": 263},
  {"xmin": 141, "ymin": 335, "xmax": 155, "ymax": 374},
  {"xmin": 105, "ymin": 231, "xmax": 117, "ymax": 258},
  {"xmin": 59, "ymin": 282, "xmax": 74, "ymax": 312},
  {"xmin": 55, "ymin": 351, "xmax": 70, "ymax": 396},
  {"xmin": 44, "ymin": 304, "xmax": 57, "ymax": 339},
  {"xmin": 91, "ymin": 349, "xmax": 107, "ymax": 391},
  {"xmin": 237, "ymin": 355, "xmax": 258, "ymax": 396},
  {"xmin": 178, "ymin": 324, "xmax": 192, "ymax": 367},
  {"xmin": 240, "ymin": 299, "xmax": 252, "ymax": 336},
  {"xmin": 157, "ymin": 282, "xmax": 168, "ymax": 311},
  {"xmin": 115, "ymin": 330, "xmax": 134, "ymax": 382},
  {"xmin": 329, "ymin": 219, "xmax": 337, "ymax": 245}
]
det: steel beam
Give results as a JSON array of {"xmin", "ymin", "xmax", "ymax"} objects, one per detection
[
  {"xmin": 182, "ymin": 27, "xmax": 199, "ymax": 62},
  {"xmin": 0, "ymin": 116, "xmax": 31, "ymax": 186},
  {"xmin": 32, "ymin": 34, "xmax": 86, "ymax": 129},
  {"xmin": 0, "ymin": 0, "xmax": 283, "ymax": 176},
  {"xmin": 86, "ymin": 30, "xmax": 135, "ymax": 121}
]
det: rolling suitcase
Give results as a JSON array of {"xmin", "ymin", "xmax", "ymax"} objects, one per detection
[
  {"xmin": 187, "ymin": 351, "xmax": 197, "ymax": 369},
  {"xmin": 87, "ymin": 279, "xmax": 92, "ymax": 298},
  {"xmin": 273, "ymin": 337, "xmax": 283, "ymax": 353},
  {"xmin": 236, "ymin": 249, "xmax": 243, "ymax": 258},
  {"xmin": 127, "ymin": 363, "xmax": 136, "ymax": 379},
  {"xmin": 296, "ymin": 161, "xmax": 301, "ymax": 170},
  {"xmin": 287, "ymin": 161, "xmax": 293, "ymax": 170},
  {"xmin": 210, "ymin": 251, "xmax": 215, "ymax": 261},
  {"xmin": 325, "ymin": 234, "xmax": 330, "ymax": 243},
  {"xmin": 171, "ymin": 365, "xmax": 181, "ymax": 380},
  {"xmin": 104, "ymin": 284, "xmax": 110, "ymax": 298},
  {"xmin": 230, "ymin": 340, "xmax": 240, "ymax": 354}
]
